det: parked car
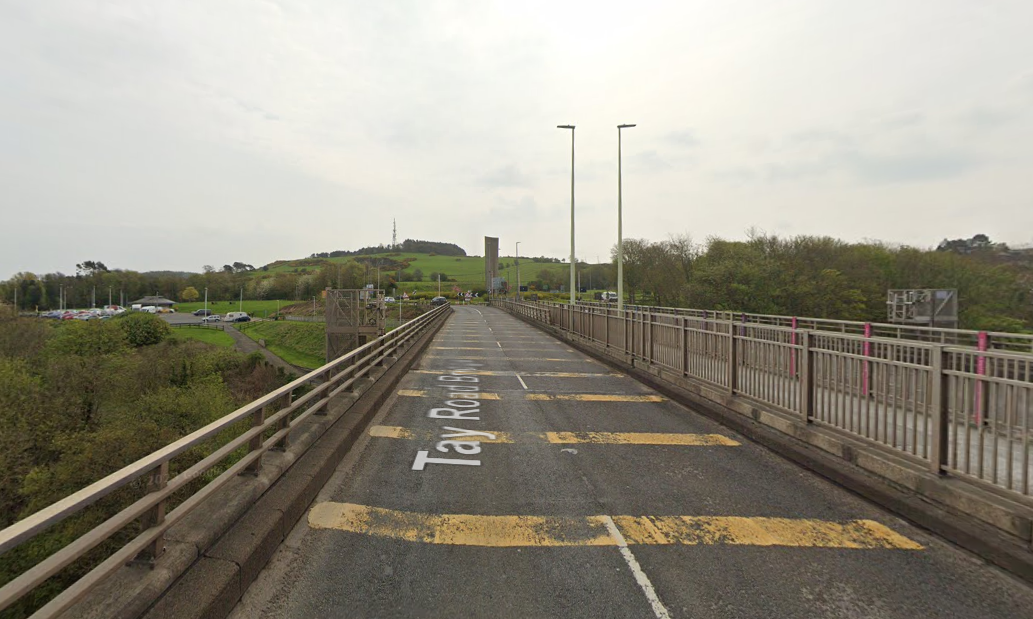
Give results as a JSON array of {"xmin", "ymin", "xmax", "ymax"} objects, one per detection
[
  {"xmin": 224, "ymin": 311, "xmax": 250, "ymax": 323},
  {"xmin": 193, "ymin": 308, "xmax": 213, "ymax": 316},
  {"xmin": 383, "ymin": 297, "xmax": 396, "ymax": 303},
  {"xmin": 431, "ymin": 296, "xmax": 448, "ymax": 306},
  {"xmin": 601, "ymin": 291, "xmax": 618, "ymax": 302},
  {"xmin": 202, "ymin": 314, "xmax": 222, "ymax": 323}
]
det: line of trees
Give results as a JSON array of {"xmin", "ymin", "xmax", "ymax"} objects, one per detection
[{"xmin": 610, "ymin": 233, "xmax": 1032, "ymax": 332}]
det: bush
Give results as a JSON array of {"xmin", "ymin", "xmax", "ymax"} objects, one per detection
[{"xmin": 116, "ymin": 313, "xmax": 172, "ymax": 347}]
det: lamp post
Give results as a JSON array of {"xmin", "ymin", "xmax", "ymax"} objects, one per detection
[
  {"xmin": 557, "ymin": 124, "xmax": 575, "ymax": 304},
  {"xmin": 515, "ymin": 241, "xmax": 521, "ymax": 300},
  {"xmin": 204, "ymin": 287, "xmax": 208, "ymax": 316},
  {"xmin": 617, "ymin": 123, "xmax": 636, "ymax": 311}
]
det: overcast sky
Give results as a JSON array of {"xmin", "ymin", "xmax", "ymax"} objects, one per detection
[{"xmin": 3, "ymin": 0, "xmax": 1032, "ymax": 276}]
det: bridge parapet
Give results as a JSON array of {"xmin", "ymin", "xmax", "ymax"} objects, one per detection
[
  {"xmin": 0, "ymin": 304, "xmax": 451, "ymax": 619},
  {"xmin": 493, "ymin": 298, "xmax": 1033, "ymax": 581}
]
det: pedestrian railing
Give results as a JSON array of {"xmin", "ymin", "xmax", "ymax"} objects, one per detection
[
  {"xmin": 0, "ymin": 304, "xmax": 450, "ymax": 618},
  {"xmin": 495, "ymin": 299, "xmax": 1033, "ymax": 500},
  {"xmin": 575, "ymin": 301, "xmax": 1033, "ymax": 353}
]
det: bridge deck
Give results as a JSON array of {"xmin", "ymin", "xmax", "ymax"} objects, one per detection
[{"xmin": 230, "ymin": 306, "xmax": 1033, "ymax": 618}]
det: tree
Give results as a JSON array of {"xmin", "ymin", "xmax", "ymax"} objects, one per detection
[
  {"xmin": 412, "ymin": 269, "xmax": 424, "ymax": 282},
  {"xmin": 116, "ymin": 313, "xmax": 171, "ymax": 347},
  {"xmin": 180, "ymin": 286, "xmax": 200, "ymax": 302}
]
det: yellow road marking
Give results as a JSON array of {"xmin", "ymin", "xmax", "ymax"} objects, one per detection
[
  {"xmin": 413, "ymin": 370, "xmax": 624, "ymax": 378},
  {"xmin": 612, "ymin": 516, "xmax": 923, "ymax": 550},
  {"xmin": 309, "ymin": 503, "xmax": 922, "ymax": 550},
  {"xmin": 397, "ymin": 389, "xmax": 501, "ymax": 399},
  {"xmin": 399, "ymin": 390, "xmax": 657, "ymax": 402},
  {"xmin": 527, "ymin": 394, "xmax": 664, "ymax": 403},
  {"xmin": 369, "ymin": 426, "xmax": 738, "ymax": 446},
  {"xmin": 423, "ymin": 356, "xmax": 592, "ymax": 362},
  {"xmin": 544, "ymin": 432, "xmax": 737, "ymax": 446},
  {"xmin": 368, "ymin": 426, "xmax": 515, "ymax": 442}
]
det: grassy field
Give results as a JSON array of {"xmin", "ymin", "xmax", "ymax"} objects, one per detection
[
  {"xmin": 252, "ymin": 253, "xmax": 583, "ymax": 292},
  {"xmin": 239, "ymin": 321, "xmax": 325, "ymax": 369},
  {"xmin": 175, "ymin": 299, "xmax": 290, "ymax": 317},
  {"xmin": 169, "ymin": 327, "xmax": 236, "ymax": 348}
]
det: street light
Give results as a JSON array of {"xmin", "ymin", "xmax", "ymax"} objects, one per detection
[
  {"xmin": 515, "ymin": 241, "xmax": 521, "ymax": 300},
  {"xmin": 204, "ymin": 287, "xmax": 208, "ymax": 316},
  {"xmin": 617, "ymin": 123, "xmax": 636, "ymax": 311},
  {"xmin": 557, "ymin": 124, "xmax": 575, "ymax": 304}
]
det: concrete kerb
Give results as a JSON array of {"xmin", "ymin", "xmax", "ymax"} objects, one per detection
[
  {"xmin": 502, "ymin": 306, "xmax": 1033, "ymax": 585},
  {"xmin": 58, "ymin": 309, "xmax": 451, "ymax": 619}
]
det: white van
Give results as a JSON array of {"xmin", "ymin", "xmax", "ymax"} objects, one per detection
[
  {"xmin": 224, "ymin": 311, "xmax": 249, "ymax": 322},
  {"xmin": 601, "ymin": 292, "xmax": 618, "ymax": 302},
  {"xmin": 139, "ymin": 306, "xmax": 157, "ymax": 313}
]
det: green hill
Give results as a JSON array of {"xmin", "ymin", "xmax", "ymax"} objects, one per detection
[{"xmin": 252, "ymin": 252, "xmax": 597, "ymax": 294}]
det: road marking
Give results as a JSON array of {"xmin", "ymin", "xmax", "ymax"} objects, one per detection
[
  {"xmin": 526, "ymin": 394, "xmax": 664, "ymax": 403},
  {"xmin": 433, "ymin": 347, "xmax": 490, "ymax": 350},
  {"xmin": 497, "ymin": 342, "xmax": 502, "ymax": 348},
  {"xmin": 516, "ymin": 374, "xmax": 528, "ymax": 389},
  {"xmin": 308, "ymin": 503, "xmax": 923, "ymax": 550},
  {"xmin": 611, "ymin": 515, "xmax": 924, "ymax": 549},
  {"xmin": 414, "ymin": 370, "xmax": 624, "ymax": 378},
  {"xmin": 398, "ymin": 390, "xmax": 501, "ymax": 399},
  {"xmin": 424, "ymin": 356, "xmax": 589, "ymax": 362},
  {"xmin": 399, "ymin": 390, "xmax": 657, "ymax": 402},
  {"xmin": 370, "ymin": 426, "xmax": 740, "ymax": 446},
  {"xmin": 371, "ymin": 426, "xmax": 515, "ymax": 442},
  {"xmin": 603, "ymin": 515, "xmax": 671, "ymax": 619}
]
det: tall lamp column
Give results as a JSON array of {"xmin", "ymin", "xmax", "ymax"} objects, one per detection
[
  {"xmin": 617, "ymin": 123, "xmax": 636, "ymax": 311},
  {"xmin": 557, "ymin": 124, "xmax": 576, "ymax": 304}
]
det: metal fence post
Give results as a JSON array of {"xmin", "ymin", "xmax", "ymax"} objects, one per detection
[
  {"xmin": 929, "ymin": 345, "xmax": 950, "ymax": 475},
  {"xmin": 244, "ymin": 405, "xmax": 266, "ymax": 475},
  {"xmin": 800, "ymin": 331, "xmax": 813, "ymax": 422},
  {"xmin": 272, "ymin": 391, "xmax": 293, "ymax": 451},
  {"xmin": 727, "ymin": 323, "xmax": 737, "ymax": 395},
  {"xmin": 134, "ymin": 461, "xmax": 169, "ymax": 564}
]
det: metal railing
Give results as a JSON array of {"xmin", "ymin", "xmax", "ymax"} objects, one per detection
[
  {"xmin": 575, "ymin": 301, "xmax": 1033, "ymax": 352},
  {"xmin": 0, "ymin": 303, "xmax": 450, "ymax": 618},
  {"xmin": 495, "ymin": 299, "xmax": 1033, "ymax": 500}
]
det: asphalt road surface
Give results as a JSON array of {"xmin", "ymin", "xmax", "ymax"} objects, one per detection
[{"xmin": 230, "ymin": 305, "xmax": 1033, "ymax": 619}]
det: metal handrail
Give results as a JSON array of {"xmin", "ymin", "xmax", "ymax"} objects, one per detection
[
  {"xmin": 551, "ymin": 299, "xmax": 1033, "ymax": 351},
  {"xmin": 0, "ymin": 303, "xmax": 450, "ymax": 617}
]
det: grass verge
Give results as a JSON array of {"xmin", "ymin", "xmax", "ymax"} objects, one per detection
[
  {"xmin": 170, "ymin": 327, "xmax": 236, "ymax": 348},
  {"xmin": 239, "ymin": 321, "xmax": 325, "ymax": 369}
]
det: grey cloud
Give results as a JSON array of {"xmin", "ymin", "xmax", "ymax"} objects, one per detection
[
  {"xmin": 842, "ymin": 151, "xmax": 976, "ymax": 184},
  {"xmin": 477, "ymin": 164, "xmax": 532, "ymax": 188},
  {"xmin": 665, "ymin": 130, "xmax": 699, "ymax": 147}
]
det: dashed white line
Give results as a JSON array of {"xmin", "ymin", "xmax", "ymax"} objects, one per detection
[
  {"xmin": 497, "ymin": 342, "xmax": 502, "ymax": 348},
  {"xmin": 516, "ymin": 374, "xmax": 528, "ymax": 390},
  {"xmin": 602, "ymin": 516, "xmax": 671, "ymax": 619}
]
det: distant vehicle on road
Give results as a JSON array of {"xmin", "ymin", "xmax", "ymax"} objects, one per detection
[
  {"xmin": 193, "ymin": 309, "xmax": 213, "ymax": 316},
  {"xmin": 383, "ymin": 297, "xmax": 396, "ymax": 303},
  {"xmin": 431, "ymin": 296, "xmax": 448, "ymax": 306},
  {"xmin": 601, "ymin": 292, "xmax": 618, "ymax": 302},
  {"xmin": 202, "ymin": 314, "xmax": 222, "ymax": 323},
  {"xmin": 224, "ymin": 311, "xmax": 250, "ymax": 323}
]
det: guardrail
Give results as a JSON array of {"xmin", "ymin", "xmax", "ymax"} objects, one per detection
[
  {"xmin": 574, "ymin": 300, "xmax": 1033, "ymax": 353},
  {"xmin": 495, "ymin": 299, "xmax": 1033, "ymax": 500},
  {"xmin": 0, "ymin": 303, "xmax": 450, "ymax": 618}
]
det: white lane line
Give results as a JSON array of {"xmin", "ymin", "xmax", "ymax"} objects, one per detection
[
  {"xmin": 516, "ymin": 374, "xmax": 528, "ymax": 390},
  {"xmin": 602, "ymin": 516, "xmax": 671, "ymax": 619},
  {"xmin": 497, "ymin": 341, "xmax": 502, "ymax": 348}
]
